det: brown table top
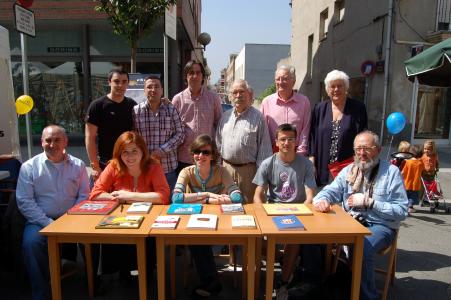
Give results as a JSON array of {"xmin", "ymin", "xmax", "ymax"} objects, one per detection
[
  {"xmin": 150, "ymin": 204, "xmax": 261, "ymax": 237},
  {"xmin": 253, "ymin": 203, "xmax": 371, "ymax": 237},
  {"xmin": 40, "ymin": 205, "xmax": 163, "ymax": 238}
]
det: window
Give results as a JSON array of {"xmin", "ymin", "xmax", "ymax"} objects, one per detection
[
  {"xmin": 307, "ymin": 34, "xmax": 314, "ymax": 79},
  {"xmin": 334, "ymin": 0, "xmax": 345, "ymax": 24},
  {"xmin": 319, "ymin": 8, "xmax": 329, "ymax": 41}
]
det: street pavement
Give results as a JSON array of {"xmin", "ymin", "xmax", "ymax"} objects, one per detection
[{"xmin": 4, "ymin": 145, "xmax": 451, "ymax": 299}]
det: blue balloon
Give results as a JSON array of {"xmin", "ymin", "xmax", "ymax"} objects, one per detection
[{"xmin": 386, "ymin": 112, "xmax": 406, "ymax": 135}]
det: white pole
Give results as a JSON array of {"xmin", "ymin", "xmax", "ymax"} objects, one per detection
[
  {"xmin": 163, "ymin": 33, "xmax": 169, "ymax": 98},
  {"xmin": 20, "ymin": 33, "xmax": 32, "ymax": 159}
]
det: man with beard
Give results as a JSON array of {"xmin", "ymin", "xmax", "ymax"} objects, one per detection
[
  {"xmin": 313, "ymin": 131, "xmax": 408, "ymax": 300},
  {"xmin": 216, "ymin": 79, "xmax": 271, "ymax": 203}
]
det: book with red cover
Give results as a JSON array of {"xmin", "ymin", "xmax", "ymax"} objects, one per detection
[{"xmin": 67, "ymin": 200, "xmax": 119, "ymax": 215}]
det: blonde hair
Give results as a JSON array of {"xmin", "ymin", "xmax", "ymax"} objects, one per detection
[
  {"xmin": 398, "ymin": 141, "xmax": 411, "ymax": 152},
  {"xmin": 423, "ymin": 139, "xmax": 437, "ymax": 155}
]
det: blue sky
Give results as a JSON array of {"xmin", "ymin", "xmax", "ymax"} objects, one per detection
[{"xmin": 202, "ymin": 1, "xmax": 292, "ymax": 83}]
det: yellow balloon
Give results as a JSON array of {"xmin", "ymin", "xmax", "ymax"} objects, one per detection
[{"xmin": 16, "ymin": 95, "xmax": 34, "ymax": 115}]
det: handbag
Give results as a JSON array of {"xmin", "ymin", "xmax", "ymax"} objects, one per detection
[{"xmin": 328, "ymin": 156, "xmax": 354, "ymax": 178}]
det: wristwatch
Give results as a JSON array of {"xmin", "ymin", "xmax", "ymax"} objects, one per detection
[{"xmin": 205, "ymin": 197, "xmax": 210, "ymax": 204}]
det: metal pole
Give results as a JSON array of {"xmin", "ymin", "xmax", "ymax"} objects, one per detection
[
  {"xmin": 20, "ymin": 33, "xmax": 32, "ymax": 159},
  {"xmin": 163, "ymin": 33, "xmax": 169, "ymax": 98}
]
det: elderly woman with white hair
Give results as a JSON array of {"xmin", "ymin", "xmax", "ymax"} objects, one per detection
[{"xmin": 308, "ymin": 70, "xmax": 368, "ymax": 186}]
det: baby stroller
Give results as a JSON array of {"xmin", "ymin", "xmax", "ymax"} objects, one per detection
[{"xmin": 420, "ymin": 173, "xmax": 450, "ymax": 213}]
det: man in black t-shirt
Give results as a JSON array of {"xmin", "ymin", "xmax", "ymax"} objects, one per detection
[{"xmin": 85, "ymin": 68, "xmax": 137, "ymax": 180}]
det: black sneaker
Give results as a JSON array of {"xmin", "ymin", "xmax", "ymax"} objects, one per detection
[{"xmin": 194, "ymin": 280, "xmax": 222, "ymax": 297}]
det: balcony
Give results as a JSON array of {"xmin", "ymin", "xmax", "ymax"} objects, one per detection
[{"xmin": 427, "ymin": 0, "xmax": 451, "ymax": 42}]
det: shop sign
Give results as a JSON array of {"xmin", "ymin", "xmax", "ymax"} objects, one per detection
[{"xmin": 47, "ymin": 47, "xmax": 81, "ymax": 53}]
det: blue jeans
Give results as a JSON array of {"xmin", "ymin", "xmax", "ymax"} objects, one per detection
[
  {"xmin": 22, "ymin": 223, "xmax": 50, "ymax": 300},
  {"xmin": 165, "ymin": 170, "xmax": 178, "ymax": 197},
  {"xmin": 360, "ymin": 224, "xmax": 396, "ymax": 300},
  {"xmin": 406, "ymin": 190, "xmax": 419, "ymax": 208}
]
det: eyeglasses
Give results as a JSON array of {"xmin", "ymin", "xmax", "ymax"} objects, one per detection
[
  {"xmin": 354, "ymin": 146, "xmax": 377, "ymax": 153},
  {"xmin": 278, "ymin": 137, "xmax": 296, "ymax": 143},
  {"xmin": 193, "ymin": 149, "xmax": 212, "ymax": 156}
]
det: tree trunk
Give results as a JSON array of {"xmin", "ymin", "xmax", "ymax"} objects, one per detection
[{"xmin": 130, "ymin": 44, "xmax": 137, "ymax": 73}]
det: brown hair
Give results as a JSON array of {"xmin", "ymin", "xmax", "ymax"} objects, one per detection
[
  {"xmin": 275, "ymin": 123, "xmax": 297, "ymax": 140},
  {"xmin": 184, "ymin": 60, "xmax": 206, "ymax": 84},
  {"xmin": 189, "ymin": 134, "xmax": 219, "ymax": 163},
  {"xmin": 409, "ymin": 144, "xmax": 423, "ymax": 158},
  {"xmin": 108, "ymin": 67, "xmax": 129, "ymax": 82},
  {"xmin": 110, "ymin": 131, "xmax": 155, "ymax": 175}
]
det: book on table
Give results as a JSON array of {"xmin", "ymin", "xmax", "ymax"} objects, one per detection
[
  {"xmin": 186, "ymin": 214, "xmax": 217, "ymax": 230},
  {"xmin": 95, "ymin": 215, "xmax": 144, "ymax": 229},
  {"xmin": 220, "ymin": 203, "xmax": 244, "ymax": 214},
  {"xmin": 127, "ymin": 202, "xmax": 152, "ymax": 214},
  {"xmin": 151, "ymin": 215, "xmax": 180, "ymax": 229},
  {"xmin": 263, "ymin": 203, "xmax": 313, "ymax": 216},
  {"xmin": 272, "ymin": 215, "xmax": 305, "ymax": 231},
  {"xmin": 231, "ymin": 215, "xmax": 256, "ymax": 229},
  {"xmin": 167, "ymin": 203, "xmax": 203, "ymax": 215},
  {"xmin": 67, "ymin": 199, "xmax": 119, "ymax": 215}
]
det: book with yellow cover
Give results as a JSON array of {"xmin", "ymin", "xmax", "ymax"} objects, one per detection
[
  {"xmin": 263, "ymin": 203, "xmax": 313, "ymax": 216},
  {"xmin": 95, "ymin": 215, "xmax": 144, "ymax": 229}
]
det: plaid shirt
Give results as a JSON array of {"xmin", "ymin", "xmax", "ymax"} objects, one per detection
[{"xmin": 133, "ymin": 101, "xmax": 184, "ymax": 173}]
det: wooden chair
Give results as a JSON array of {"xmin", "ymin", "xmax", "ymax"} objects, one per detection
[{"xmin": 331, "ymin": 230, "xmax": 399, "ymax": 300}]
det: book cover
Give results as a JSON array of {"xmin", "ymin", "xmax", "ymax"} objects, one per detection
[
  {"xmin": 272, "ymin": 215, "xmax": 305, "ymax": 231},
  {"xmin": 151, "ymin": 216, "xmax": 180, "ymax": 229},
  {"xmin": 220, "ymin": 203, "xmax": 244, "ymax": 214},
  {"xmin": 95, "ymin": 215, "xmax": 144, "ymax": 229},
  {"xmin": 167, "ymin": 203, "xmax": 203, "ymax": 215},
  {"xmin": 231, "ymin": 215, "xmax": 256, "ymax": 229},
  {"xmin": 186, "ymin": 214, "xmax": 217, "ymax": 230},
  {"xmin": 67, "ymin": 200, "xmax": 119, "ymax": 215},
  {"xmin": 127, "ymin": 202, "xmax": 152, "ymax": 214},
  {"xmin": 263, "ymin": 203, "xmax": 313, "ymax": 216}
]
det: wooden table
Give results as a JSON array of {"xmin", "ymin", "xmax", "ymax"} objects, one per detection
[
  {"xmin": 150, "ymin": 204, "xmax": 261, "ymax": 300},
  {"xmin": 253, "ymin": 203, "xmax": 371, "ymax": 300},
  {"xmin": 40, "ymin": 205, "xmax": 162, "ymax": 300}
]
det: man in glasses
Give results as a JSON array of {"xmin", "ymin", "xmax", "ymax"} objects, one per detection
[
  {"xmin": 172, "ymin": 60, "xmax": 222, "ymax": 173},
  {"xmin": 133, "ymin": 75, "xmax": 184, "ymax": 191},
  {"xmin": 216, "ymin": 79, "xmax": 272, "ymax": 203},
  {"xmin": 253, "ymin": 123, "xmax": 319, "ymax": 299},
  {"xmin": 313, "ymin": 131, "xmax": 408, "ymax": 300}
]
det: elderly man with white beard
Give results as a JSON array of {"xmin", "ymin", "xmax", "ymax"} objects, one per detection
[{"xmin": 313, "ymin": 130, "xmax": 408, "ymax": 300}]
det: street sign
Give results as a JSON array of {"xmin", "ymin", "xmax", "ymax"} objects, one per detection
[
  {"xmin": 14, "ymin": 3, "xmax": 35, "ymax": 37},
  {"xmin": 165, "ymin": 4, "xmax": 177, "ymax": 40},
  {"xmin": 360, "ymin": 60, "xmax": 375, "ymax": 77}
]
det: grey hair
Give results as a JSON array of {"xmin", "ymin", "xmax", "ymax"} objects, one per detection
[
  {"xmin": 275, "ymin": 65, "xmax": 296, "ymax": 80},
  {"xmin": 354, "ymin": 130, "xmax": 381, "ymax": 148},
  {"xmin": 324, "ymin": 70, "xmax": 350, "ymax": 91},
  {"xmin": 42, "ymin": 124, "xmax": 67, "ymax": 137},
  {"xmin": 231, "ymin": 79, "xmax": 251, "ymax": 91}
]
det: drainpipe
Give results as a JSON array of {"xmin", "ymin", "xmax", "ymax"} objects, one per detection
[{"xmin": 380, "ymin": 0, "xmax": 394, "ymax": 143}]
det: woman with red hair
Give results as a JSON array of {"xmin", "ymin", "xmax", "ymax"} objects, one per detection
[{"xmin": 90, "ymin": 131, "xmax": 170, "ymax": 203}]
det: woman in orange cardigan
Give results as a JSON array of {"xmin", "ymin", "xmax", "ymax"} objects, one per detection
[
  {"xmin": 90, "ymin": 131, "xmax": 170, "ymax": 204},
  {"xmin": 89, "ymin": 131, "xmax": 170, "ymax": 281}
]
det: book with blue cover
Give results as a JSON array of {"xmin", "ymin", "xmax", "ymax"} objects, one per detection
[
  {"xmin": 272, "ymin": 215, "xmax": 305, "ymax": 231},
  {"xmin": 167, "ymin": 203, "xmax": 203, "ymax": 215}
]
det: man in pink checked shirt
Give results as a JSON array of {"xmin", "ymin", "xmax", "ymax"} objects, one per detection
[
  {"xmin": 172, "ymin": 60, "xmax": 223, "ymax": 173},
  {"xmin": 261, "ymin": 65, "xmax": 311, "ymax": 156}
]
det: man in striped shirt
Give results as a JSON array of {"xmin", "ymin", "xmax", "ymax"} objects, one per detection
[
  {"xmin": 133, "ymin": 76, "xmax": 184, "ymax": 191},
  {"xmin": 216, "ymin": 79, "xmax": 272, "ymax": 203}
]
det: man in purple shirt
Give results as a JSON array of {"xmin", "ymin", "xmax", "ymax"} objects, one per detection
[
  {"xmin": 172, "ymin": 60, "xmax": 222, "ymax": 173},
  {"xmin": 261, "ymin": 65, "xmax": 311, "ymax": 156}
]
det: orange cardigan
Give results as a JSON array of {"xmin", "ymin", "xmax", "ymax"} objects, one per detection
[
  {"xmin": 401, "ymin": 158, "xmax": 424, "ymax": 191},
  {"xmin": 89, "ymin": 163, "xmax": 170, "ymax": 204}
]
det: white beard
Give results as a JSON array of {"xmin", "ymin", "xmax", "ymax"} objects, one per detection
[{"xmin": 354, "ymin": 156, "xmax": 379, "ymax": 172}]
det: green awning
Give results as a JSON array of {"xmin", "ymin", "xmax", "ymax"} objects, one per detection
[{"xmin": 405, "ymin": 38, "xmax": 451, "ymax": 87}]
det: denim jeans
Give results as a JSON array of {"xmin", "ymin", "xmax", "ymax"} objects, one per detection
[
  {"xmin": 406, "ymin": 190, "xmax": 419, "ymax": 208},
  {"xmin": 360, "ymin": 224, "xmax": 396, "ymax": 300},
  {"xmin": 165, "ymin": 169, "xmax": 178, "ymax": 197}
]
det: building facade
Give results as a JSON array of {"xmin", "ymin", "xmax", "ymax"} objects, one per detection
[
  {"xmin": 0, "ymin": 0, "xmax": 204, "ymax": 140},
  {"xmin": 291, "ymin": 0, "xmax": 451, "ymax": 144}
]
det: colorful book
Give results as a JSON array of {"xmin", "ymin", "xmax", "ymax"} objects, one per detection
[
  {"xmin": 167, "ymin": 203, "xmax": 203, "ymax": 215},
  {"xmin": 272, "ymin": 215, "xmax": 305, "ymax": 231},
  {"xmin": 220, "ymin": 203, "xmax": 244, "ymax": 214},
  {"xmin": 263, "ymin": 203, "xmax": 313, "ymax": 216},
  {"xmin": 95, "ymin": 215, "xmax": 144, "ymax": 229},
  {"xmin": 186, "ymin": 214, "xmax": 217, "ymax": 230},
  {"xmin": 231, "ymin": 215, "xmax": 256, "ymax": 229},
  {"xmin": 67, "ymin": 200, "xmax": 119, "ymax": 215},
  {"xmin": 127, "ymin": 202, "xmax": 152, "ymax": 214},
  {"xmin": 151, "ymin": 216, "xmax": 180, "ymax": 229}
]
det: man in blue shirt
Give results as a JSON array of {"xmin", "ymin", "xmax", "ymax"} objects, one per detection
[
  {"xmin": 16, "ymin": 125, "xmax": 90, "ymax": 300},
  {"xmin": 313, "ymin": 131, "xmax": 408, "ymax": 300}
]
